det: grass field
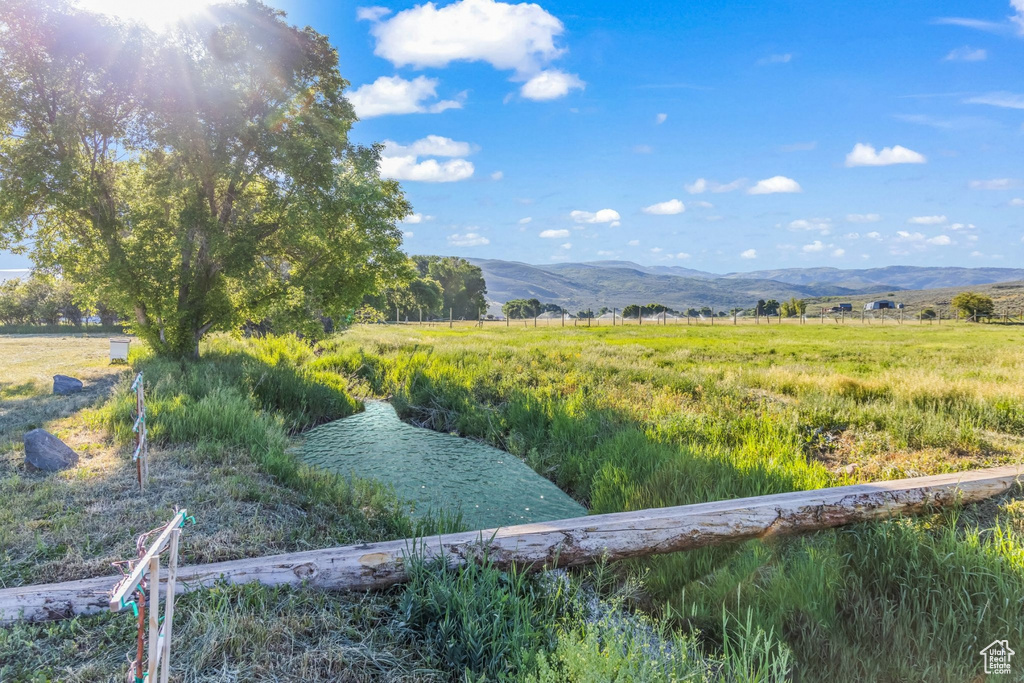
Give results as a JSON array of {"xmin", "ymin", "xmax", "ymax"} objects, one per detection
[
  {"xmin": 2, "ymin": 324, "xmax": 1023, "ymax": 681},
  {"xmin": 328, "ymin": 322, "xmax": 1024, "ymax": 681}
]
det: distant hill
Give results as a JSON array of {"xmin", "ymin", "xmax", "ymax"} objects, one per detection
[
  {"xmin": 470, "ymin": 259, "xmax": 862, "ymax": 313},
  {"xmin": 469, "ymin": 259, "xmax": 1024, "ymax": 314},
  {"xmin": 803, "ymin": 280, "xmax": 1024, "ymax": 315},
  {"xmin": 721, "ymin": 266, "xmax": 1024, "ymax": 291}
]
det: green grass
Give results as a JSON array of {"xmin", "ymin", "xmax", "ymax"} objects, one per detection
[
  {"xmin": 5, "ymin": 324, "xmax": 1023, "ymax": 681},
  {"xmin": 325, "ymin": 322, "xmax": 1024, "ymax": 682}
]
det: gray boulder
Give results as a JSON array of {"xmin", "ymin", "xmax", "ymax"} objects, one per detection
[
  {"xmin": 53, "ymin": 375, "xmax": 84, "ymax": 395},
  {"xmin": 24, "ymin": 429, "xmax": 79, "ymax": 472}
]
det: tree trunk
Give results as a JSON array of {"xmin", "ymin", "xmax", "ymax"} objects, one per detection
[{"xmin": 1, "ymin": 465, "xmax": 1018, "ymax": 625}]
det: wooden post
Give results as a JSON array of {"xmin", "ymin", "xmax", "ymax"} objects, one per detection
[
  {"xmin": 5, "ymin": 467, "xmax": 1020, "ymax": 625},
  {"xmin": 147, "ymin": 555, "xmax": 160, "ymax": 681},
  {"xmin": 561, "ymin": 310, "xmax": 565, "ymax": 327},
  {"xmin": 419, "ymin": 308, "xmax": 423, "ymax": 325},
  {"xmin": 638, "ymin": 306, "xmax": 642, "ymax": 326},
  {"xmin": 159, "ymin": 528, "xmax": 180, "ymax": 683},
  {"xmin": 711, "ymin": 308, "xmax": 714, "ymax": 325},
  {"xmin": 613, "ymin": 308, "xmax": 616, "ymax": 326},
  {"xmin": 449, "ymin": 308, "xmax": 453, "ymax": 329}
]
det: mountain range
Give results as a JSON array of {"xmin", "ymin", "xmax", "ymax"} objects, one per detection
[{"xmin": 469, "ymin": 259, "xmax": 1024, "ymax": 313}]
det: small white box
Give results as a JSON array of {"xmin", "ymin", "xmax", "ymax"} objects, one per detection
[{"xmin": 110, "ymin": 338, "xmax": 131, "ymax": 363}]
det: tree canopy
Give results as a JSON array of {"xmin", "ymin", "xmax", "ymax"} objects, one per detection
[
  {"xmin": 0, "ymin": 0, "xmax": 409, "ymax": 355},
  {"xmin": 412, "ymin": 256, "xmax": 487, "ymax": 319},
  {"xmin": 951, "ymin": 292, "xmax": 995, "ymax": 320}
]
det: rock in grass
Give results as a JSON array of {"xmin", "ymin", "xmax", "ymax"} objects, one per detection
[
  {"xmin": 52, "ymin": 375, "xmax": 84, "ymax": 395},
  {"xmin": 24, "ymin": 429, "xmax": 79, "ymax": 472}
]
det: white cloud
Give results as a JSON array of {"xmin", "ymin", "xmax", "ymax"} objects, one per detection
[
  {"xmin": 357, "ymin": 6, "xmax": 392, "ymax": 22},
  {"xmin": 656, "ymin": 113, "xmax": 668, "ymax": 124},
  {"xmin": 966, "ymin": 92, "xmax": 1024, "ymax": 109},
  {"xmin": 866, "ymin": 231, "xmax": 882, "ymax": 240},
  {"xmin": 403, "ymin": 231, "xmax": 414, "ymax": 238},
  {"xmin": 832, "ymin": 248, "xmax": 845, "ymax": 257},
  {"xmin": 385, "ymin": 135, "xmax": 475, "ymax": 157},
  {"xmin": 491, "ymin": 171, "xmax": 504, "ymax": 180},
  {"xmin": 447, "ymin": 232, "xmax": 489, "ymax": 247},
  {"xmin": 740, "ymin": 248, "xmax": 757, "ymax": 259},
  {"xmin": 560, "ymin": 242, "xmax": 572, "ymax": 249},
  {"xmin": 402, "ymin": 213, "xmax": 433, "ymax": 224},
  {"xmin": 539, "ymin": 229, "xmax": 570, "ymax": 238},
  {"xmin": 969, "ymin": 178, "xmax": 1023, "ymax": 190},
  {"xmin": 520, "ymin": 69, "xmax": 585, "ymax": 100},
  {"xmin": 571, "ymin": 209, "xmax": 621, "ymax": 224},
  {"xmin": 787, "ymin": 218, "xmax": 832, "ymax": 234},
  {"xmin": 844, "ymin": 232, "xmax": 860, "ymax": 239},
  {"xmin": 380, "ymin": 135, "xmax": 477, "ymax": 182},
  {"xmin": 642, "ymin": 199, "xmax": 685, "ymax": 215},
  {"xmin": 949, "ymin": 222, "xmax": 976, "ymax": 230},
  {"xmin": 1011, "ymin": 198, "xmax": 1024, "ymax": 206},
  {"xmin": 944, "ymin": 46, "xmax": 987, "ymax": 61},
  {"xmin": 846, "ymin": 213, "xmax": 881, "ymax": 223},
  {"xmin": 627, "ymin": 239, "xmax": 640, "ymax": 246},
  {"xmin": 675, "ymin": 252, "xmax": 691, "ymax": 259},
  {"xmin": 348, "ymin": 76, "xmax": 463, "ymax": 118},
  {"xmin": 370, "ymin": 0, "xmax": 567, "ymax": 75},
  {"xmin": 597, "ymin": 250, "xmax": 616, "ymax": 256},
  {"xmin": 845, "ymin": 143, "xmax": 926, "ymax": 167},
  {"xmin": 896, "ymin": 230, "xmax": 925, "ymax": 241},
  {"xmin": 650, "ymin": 247, "xmax": 663, "ymax": 253},
  {"xmin": 908, "ymin": 215, "xmax": 947, "ymax": 225},
  {"xmin": 802, "ymin": 240, "xmax": 825, "ymax": 253},
  {"xmin": 758, "ymin": 53, "xmax": 792, "ymax": 65},
  {"xmin": 685, "ymin": 178, "xmax": 708, "ymax": 194},
  {"xmin": 518, "ymin": 216, "xmax": 533, "ymax": 224},
  {"xmin": 690, "ymin": 177, "xmax": 746, "ymax": 194},
  {"xmin": 927, "ymin": 235, "xmax": 952, "ymax": 245},
  {"xmin": 692, "ymin": 200, "xmax": 714, "ymax": 208},
  {"xmin": 748, "ymin": 176, "xmax": 802, "ymax": 194},
  {"xmin": 380, "ymin": 155, "xmax": 475, "ymax": 182}
]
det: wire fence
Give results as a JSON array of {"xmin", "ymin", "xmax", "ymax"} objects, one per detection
[{"xmin": 383, "ymin": 306, "xmax": 1024, "ymax": 328}]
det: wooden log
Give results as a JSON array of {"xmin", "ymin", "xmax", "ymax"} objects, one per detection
[{"xmin": 1, "ymin": 466, "xmax": 1020, "ymax": 625}]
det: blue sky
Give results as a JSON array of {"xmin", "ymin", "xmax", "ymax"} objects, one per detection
[{"xmin": 5, "ymin": 0, "xmax": 1024, "ymax": 273}]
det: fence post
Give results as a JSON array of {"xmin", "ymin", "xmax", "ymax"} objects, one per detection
[{"xmin": 449, "ymin": 308, "xmax": 453, "ymax": 329}]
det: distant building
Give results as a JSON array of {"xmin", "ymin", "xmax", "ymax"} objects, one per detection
[
  {"xmin": 828, "ymin": 303, "xmax": 853, "ymax": 313},
  {"xmin": 864, "ymin": 300, "xmax": 895, "ymax": 311}
]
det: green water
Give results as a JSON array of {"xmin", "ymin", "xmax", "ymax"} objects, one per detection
[{"xmin": 300, "ymin": 401, "xmax": 587, "ymax": 529}]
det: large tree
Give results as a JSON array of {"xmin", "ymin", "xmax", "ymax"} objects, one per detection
[
  {"xmin": 0, "ymin": 0, "xmax": 409, "ymax": 355},
  {"xmin": 412, "ymin": 256, "xmax": 487, "ymax": 319}
]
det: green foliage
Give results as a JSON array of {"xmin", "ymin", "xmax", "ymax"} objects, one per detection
[
  {"xmin": 622, "ymin": 303, "xmax": 673, "ymax": 318},
  {"xmin": 336, "ymin": 323, "xmax": 1024, "ymax": 680},
  {"xmin": 0, "ymin": 0, "xmax": 409, "ymax": 356},
  {"xmin": 363, "ymin": 259, "xmax": 445, "ymax": 320},
  {"xmin": 780, "ymin": 297, "xmax": 805, "ymax": 317},
  {"xmin": 529, "ymin": 608, "xmax": 792, "ymax": 683},
  {"xmin": 952, "ymin": 291, "xmax": 995, "ymax": 320},
  {"xmin": 0, "ymin": 275, "xmax": 91, "ymax": 326},
  {"xmin": 399, "ymin": 552, "xmax": 573, "ymax": 680},
  {"xmin": 504, "ymin": 298, "xmax": 542, "ymax": 319},
  {"xmin": 412, "ymin": 255, "xmax": 488, "ymax": 319}
]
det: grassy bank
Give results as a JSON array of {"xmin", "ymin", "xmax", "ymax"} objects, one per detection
[
  {"xmin": 328, "ymin": 323, "xmax": 1024, "ymax": 681},
  {"xmin": 0, "ymin": 334, "xmax": 454, "ymax": 680},
  {"xmin": 2, "ymin": 333, "xmax": 787, "ymax": 681}
]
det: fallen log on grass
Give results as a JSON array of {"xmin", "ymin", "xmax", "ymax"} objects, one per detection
[{"xmin": 2, "ymin": 465, "xmax": 1020, "ymax": 625}]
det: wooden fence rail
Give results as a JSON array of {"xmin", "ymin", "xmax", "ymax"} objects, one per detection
[{"xmin": 1, "ymin": 465, "xmax": 1020, "ymax": 625}]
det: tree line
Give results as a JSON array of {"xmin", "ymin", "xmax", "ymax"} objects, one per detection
[{"xmin": 0, "ymin": 275, "xmax": 118, "ymax": 327}]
